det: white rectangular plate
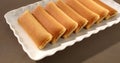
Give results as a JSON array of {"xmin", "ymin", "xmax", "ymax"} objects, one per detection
[{"xmin": 4, "ymin": 0, "xmax": 120, "ymax": 61}]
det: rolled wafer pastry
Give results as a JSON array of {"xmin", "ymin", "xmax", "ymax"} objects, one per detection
[
  {"xmin": 32, "ymin": 5, "xmax": 66, "ymax": 43},
  {"xmin": 64, "ymin": 0, "xmax": 100, "ymax": 29},
  {"xmin": 18, "ymin": 10, "xmax": 52, "ymax": 49},
  {"xmin": 77, "ymin": 0, "xmax": 109, "ymax": 23},
  {"xmin": 56, "ymin": 0, "xmax": 88, "ymax": 33},
  {"xmin": 45, "ymin": 2, "xmax": 78, "ymax": 38},
  {"xmin": 93, "ymin": 0, "xmax": 118, "ymax": 19}
]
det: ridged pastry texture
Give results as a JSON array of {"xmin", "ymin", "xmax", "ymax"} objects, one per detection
[
  {"xmin": 64, "ymin": 0, "xmax": 100, "ymax": 29},
  {"xmin": 32, "ymin": 5, "xmax": 66, "ymax": 43},
  {"xmin": 56, "ymin": 0, "xmax": 88, "ymax": 33},
  {"xmin": 93, "ymin": 0, "xmax": 118, "ymax": 19},
  {"xmin": 18, "ymin": 10, "xmax": 52, "ymax": 49},
  {"xmin": 45, "ymin": 2, "xmax": 78, "ymax": 38},
  {"xmin": 77, "ymin": 0, "xmax": 109, "ymax": 23}
]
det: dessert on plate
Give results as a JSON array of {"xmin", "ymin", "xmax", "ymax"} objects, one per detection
[
  {"xmin": 64, "ymin": 0, "xmax": 100, "ymax": 29},
  {"xmin": 56, "ymin": 0, "xmax": 88, "ymax": 33},
  {"xmin": 93, "ymin": 0, "xmax": 118, "ymax": 19},
  {"xmin": 17, "ymin": 0, "xmax": 118, "ymax": 49},
  {"xmin": 77, "ymin": 0, "xmax": 109, "ymax": 23},
  {"xmin": 45, "ymin": 2, "xmax": 78, "ymax": 38},
  {"xmin": 32, "ymin": 5, "xmax": 66, "ymax": 43},
  {"xmin": 18, "ymin": 10, "xmax": 52, "ymax": 49}
]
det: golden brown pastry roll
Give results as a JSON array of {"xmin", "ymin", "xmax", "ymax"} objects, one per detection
[
  {"xmin": 56, "ymin": 0, "xmax": 88, "ymax": 33},
  {"xmin": 77, "ymin": 0, "xmax": 109, "ymax": 23},
  {"xmin": 64, "ymin": 0, "xmax": 100, "ymax": 29},
  {"xmin": 18, "ymin": 10, "xmax": 52, "ymax": 49},
  {"xmin": 32, "ymin": 5, "xmax": 66, "ymax": 43},
  {"xmin": 45, "ymin": 2, "xmax": 78, "ymax": 38},
  {"xmin": 93, "ymin": 0, "xmax": 118, "ymax": 19}
]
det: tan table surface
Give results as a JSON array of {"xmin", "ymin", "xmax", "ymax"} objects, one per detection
[{"xmin": 0, "ymin": 0, "xmax": 120, "ymax": 63}]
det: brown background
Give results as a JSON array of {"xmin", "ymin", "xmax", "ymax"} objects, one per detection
[{"xmin": 0, "ymin": 0, "xmax": 120, "ymax": 63}]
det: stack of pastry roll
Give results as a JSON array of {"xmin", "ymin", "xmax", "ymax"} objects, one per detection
[
  {"xmin": 18, "ymin": 0, "xmax": 117, "ymax": 49},
  {"xmin": 45, "ymin": 2, "xmax": 78, "ymax": 38},
  {"xmin": 93, "ymin": 0, "xmax": 118, "ymax": 19},
  {"xmin": 32, "ymin": 5, "xmax": 66, "ymax": 44},
  {"xmin": 77, "ymin": 0, "xmax": 109, "ymax": 23},
  {"xmin": 64, "ymin": 0, "xmax": 100, "ymax": 29},
  {"xmin": 18, "ymin": 11, "xmax": 52, "ymax": 49},
  {"xmin": 56, "ymin": 0, "xmax": 88, "ymax": 33}
]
